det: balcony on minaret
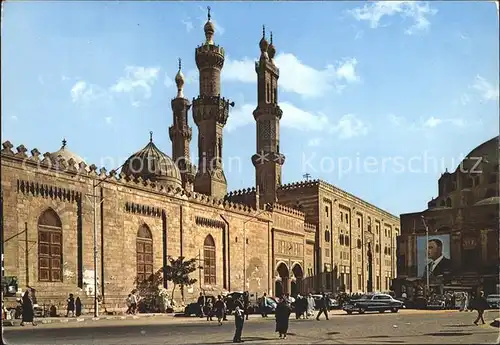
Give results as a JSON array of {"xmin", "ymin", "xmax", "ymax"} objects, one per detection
[{"xmin": 192, "ymin": 95, "xmax": 234, "ymax": 126}]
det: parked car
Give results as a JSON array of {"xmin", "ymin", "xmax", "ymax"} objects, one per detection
[
  {"xmin": 342, "ymin": 293, "xmax": 404, "ymax": 314},
  {"xmin": 486, "ymin": 294, "xmax": 500, "ymax": 309},
  {"xmin": 183, "ymin": 295, "xmax": 216, "ymax": 316},
  {"xmin": 426, "ymin": 295, "xmax": 446, "ymax": 310},
  {"xmin": 224, "ymin": 292, "xmax": 259, "ymax": 314},
  {"xmin": 257, "ymin": 296, "xmax": 278, "ymax": 314}
]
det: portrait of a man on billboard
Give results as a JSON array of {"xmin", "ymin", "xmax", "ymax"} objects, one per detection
[{"xmin": 417, "ymin": 235, "xmax": 452, "ymax": 278}]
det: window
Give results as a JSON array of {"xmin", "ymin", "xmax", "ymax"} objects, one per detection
[
  {"xmin": 357, "ymin": 218, "xmax": 361, "ymax": 228},
  {"xmin": 375, "ymin": 244, "xmax": 380, "ymax": 253},
  {"xmin": 136, "ymin": 225, "xmax": 153, "ymax": 283},
  {"xmin": 358, "ymin": 274, "xmax": 362, "ymax": 290},
  {"xmin": 325, "ymin": 206, "xmax": 329, "ymax": 217},
  {"xmin": 368, "ymin": 218, "xmax": 372, "ymax": 233},
  {"xmin": 345, "ymin": 236, "xmax": 350, "ymax": 247},
  {"xmin": 446, "ymin": 198, "xmax": 452, "ymax": 207},
  {"xmin": 203, "ymin": 235, "xmax": 216, "ymax": 285},
  {"xmin": 376, "ymin": 276, "xmax": 380, "ymax": 290},
  {"xmin": 340, "ymin": 212, "xmax": 343, "ymax": 222},
  {"xmin": 325, "ymin": 230, "xmax": 330, "ymax": 242},
  {"xmin": 345, "ymin": 213, "xmax": 349, "ymax": 223},
  {"xmin": 339, "ymin": 234, "xmax": 344, "ymax": 245},
  {"xmin": 357, "ymin": 239, "xmax": 362, "ymax": 249},
  {"xmin": 38, "ymin": 209, "xmax": 63, "ymax": 282}
]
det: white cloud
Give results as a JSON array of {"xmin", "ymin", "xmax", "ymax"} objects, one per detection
[
  {"xmin": 104, "ymin": 116, "xmax": 112, "ymax": 124},
  {"xmin": 70, "ymin": 81, "xmax": 107, "ymax": 103},
  {"xmin": 164, "ymin": 73, "xmax": 174, "ymax": 88},
  {"xmin": 388, "ymin": 114, "xmax": 467, "ymax": 130},
  {"xmin": 330, "ymin": 114, "xmax": 369, "ymax": 139},
  {"xmin": 472, "ymin": 75, "xmax": 499, "ymax": 101},
  {"xmin": 459, "ymin": 93, "xmax": 471, "ymax": 106},
  {"xmin": 10, "ymin": 115, "xmax": 18, "ymax": 121},
  {"xmin": 61, "ymin": 75, "xmax": 70, "ymax": 82},
  {"xmin": 308, "ymin": 138, "xmax": 323, "ymax": 147},
  {"xmin": 181, "ymin": 19, "xmax": 194, "ymax": 33},
  {"xmin": 226, "ymin": 101, "xmax": 368, "ymax": 140},
  {"xmin": 110, "ymin": 66, "xmax": 160, "ymax": 101},
  {"xmin": 223, "ymin": 54, "xmax": 360, "ymax": 98},
  {"xmin": 348, "ymin": 1, "xmax": 437, "ymax": 35}
]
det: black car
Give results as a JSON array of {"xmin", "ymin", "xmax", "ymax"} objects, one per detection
[
  {"xmin": 184, "ymin": 295, "xmax": 216, "ymax": 316},
  {"xmin": 342, "ymin": 293, "xmax": 404, "ymax": 314}
]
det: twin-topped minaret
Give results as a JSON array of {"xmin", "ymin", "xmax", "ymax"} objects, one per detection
[
  {"xmin": 170, "ymin": 12, "xmax": 284, "ymax": 205},
  {"xmin": 252, "ymin": 26, "xmax": 285, "ymax": 206}
]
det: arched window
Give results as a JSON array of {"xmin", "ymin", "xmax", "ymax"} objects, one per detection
[
  {"xmin": 357, "ymin": 239, "xmax": 362, "ymax": 249},
  {"xmin": 136, "ymin": 225, "xmax": 153, "ymax": 283},
  {"xmin": 204, "ymin": 235, "xmax": 216, "ymax": 285},
  {"xmin": 345, "ymin": 236, "xmax": 350, "ymax": 247},
  {"xmin": 375, "ymin": 244, "xmax": 380, "ymax": 253},
  {"xmin": 339, "ymin": 234, "xmax": 344, "ymax": 246},
  {"xmin": 439, "ymin": 200, "xmax": 445, "ymax": 207},
  {"xmin": 445, "ymin": 198, "xmax": 452, "ymax": 207},
  {"xmin": 38, "ymin": 209, "xmax": 63, "ymax": 282},
  {"xmin": 325, "ymin": 230, "xmax": 330, "ymax": 242}
]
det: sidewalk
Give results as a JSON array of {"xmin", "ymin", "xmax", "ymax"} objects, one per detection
[{"xmin": 2, "ymin": 312, "xmax": 177, "ymax": 327}]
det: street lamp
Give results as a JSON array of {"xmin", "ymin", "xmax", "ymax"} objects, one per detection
[
  {"xmin": 85, "ymin": 163, "xmax": 126, "ymax": 317},
  {"xmin": 421, "ymin": 216, "xmax": 430, "ymax": 296},
  {"xmin": 242, "ymin": 204, "xmax": 271, "ymax": 290}
]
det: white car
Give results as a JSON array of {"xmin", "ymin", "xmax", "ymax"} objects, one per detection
[{"xmin": 486, "ymin": 294, "xmax": 500, "ymax": 309}]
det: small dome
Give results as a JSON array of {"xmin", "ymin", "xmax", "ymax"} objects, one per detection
[
  {"xmin": 204, "ymin": 7, "xmax": 215, "ymax": 44},
  {"xmin": 122, "ymin": 132, "xmax": 182, "ymax": 188},
  {"xmin": 51, "ymin": 139, "xmax": 86, "ymax": 167},
  {"xmin": 474, "ymin": 196, "xmax": 500, "ymax": 206},
  {"xmin": 175, "ymin": 58, "xmax": 185, "ymax": 98}
]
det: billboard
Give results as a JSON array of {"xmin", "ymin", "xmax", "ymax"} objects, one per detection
[{"xmin": 417, "ymin": 234, "xmax": 451, "ymax": 278}]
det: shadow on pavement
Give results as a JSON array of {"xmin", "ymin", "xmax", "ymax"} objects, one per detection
[
  {"xmin": 201, "ymin": 336, "xmax": 276, "ymax": 344},
  {"xmin": 443, "ymin": 324, "xmax": 475, "ymax": 328},
  {"xmin": 424, "ymin": 332, "xmax": 473, "ymax": 336}
]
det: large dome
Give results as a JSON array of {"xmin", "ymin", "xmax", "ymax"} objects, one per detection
[
  {"xmin": 455, "ymin": 136, "xmax": 498, "ymax": 172},
  {"xmin": 50, "ymin": 139, "xmax": 86, "ymax": 167},
  {"xmin": 122, "ymin": 134, "xmax": 182, "ymax": 188}
]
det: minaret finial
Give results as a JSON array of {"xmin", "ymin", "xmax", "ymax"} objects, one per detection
[
  {"xmin": 178, "ymin": 58, "xmax": 182, "ymax": 71},
  {"xmin": 150, "ymin": 131, "xmax": 153, "ymax": 142},
  {"xmin": 270, "ymin": 31, "xmax": 273, "ymax": 44},
  {"xmin": 262, "ymin": 25, "xmax": 266, "ymax": 39},
  {"xmin": 62, "ymin": 138, "xmax": 67, "ymax": 149},
  {"xmin": 207, "ymin": 6, "xmax": 211, "ymax": 21}
]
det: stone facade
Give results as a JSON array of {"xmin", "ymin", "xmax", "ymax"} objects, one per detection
[
  {"xmin": 397, "ymin": 136, "xmax": 499, "ymax": 295},
  {"xmin": 1, "ymin": 11, "xmax": 399, "ymax": 313}
]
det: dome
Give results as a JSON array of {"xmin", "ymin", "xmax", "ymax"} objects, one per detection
[
  {"xmin": 204, "ymin": 6, "xmax": 215, "ymax": 44},
  {"xmin": 50, "ymin": 139, "xmax": 86, "ymax": 167},
  {"xmin": 175, "ymin": 58, "xmax": 185, "ymax": 98},
  {"xmin": 121, "ymin": 132, "xmax": 182, "ymax": 188},
  {"xmin": 454, "ymin": 136, "xmax": 499, "ymax": 172}
]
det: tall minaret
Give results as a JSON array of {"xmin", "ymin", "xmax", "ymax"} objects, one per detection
[
  {"xmin": 169, "ymin": 58, "xmax": 195, "ymax": 190},
  {"xmin": 252, "ymin": 27, "xmax": 285, "ymax": 206},
  {"xmin": 192, "ymin": 7, "xmax": 234, "ymax": 198}
]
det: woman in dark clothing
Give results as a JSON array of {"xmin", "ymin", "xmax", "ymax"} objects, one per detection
[
  {"xmin": 21, "ymin": 290, "xmax": 36, "ymax": 326},
  {"xmin": 214, "ymin": 295, "xmax": 225, "ymax": 326},
  {"xmin": 66, "ymin": 293, "xmax": 75, "ymax": 317},
  {"xmin": 75, "ymin": 297, "xmax": 82, "ymax": 317},
  {"xmin": 473, "ymin": 291, "xmax": 489, "ymax": 325},
  {"xmin": 275, "ymin": 297, "xmax": 291, "ymax": 339}
]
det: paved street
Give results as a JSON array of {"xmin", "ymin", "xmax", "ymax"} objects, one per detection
[{"xmin": 4, "ymin": 309, "xmax": 500, "ymax": 344}]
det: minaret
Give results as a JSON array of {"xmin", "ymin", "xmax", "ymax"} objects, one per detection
[
  {"xmin": 252, "ymin": 27, "xmax": 285, "ymax": 206},
  {"xmin": 169, "ymin": 58, "xmax": 195, "ymax": 190},
  {"xmin": 192, "ymin": 6, "xmax": 234, "ymax": 198}
]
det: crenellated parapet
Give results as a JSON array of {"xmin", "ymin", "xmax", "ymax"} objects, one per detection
[
  {"xmin": 269, "ymin": 202, "xmax": 304, "ymax": 218},
  {"xmin": 278, "ymin": 179, "xmax": 321, "ymax": 191},
  {"xmin": 224, "ymin": 187, "xmax": 257, "ymax": 208},
  {"xmin": 304, "ymin": 222, "xmax": 316, "ymax": 233}
]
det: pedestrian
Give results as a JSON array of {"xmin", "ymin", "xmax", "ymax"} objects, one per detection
[
  {"xmin": 295, "ymin": 295, "xmax": 303, "ymax": 319},
  {"xmin": 473, "ymin": 291, "xmax": 488, "ymax": 325},
  {"xmin": 214, "ymin": 295, "xmax": 225, "ymax": 326},
  {"xmin": 75, "ymin": 297, "xmax": 82, "ymax": 317},
  {"xmin": 243, "ymin": 291, "xmax": 250, "ymax": 321},
  {"xmin": 275, "ymin": 297, "xmax": 291, "ymax": 339},
  {"xmin": 20, "ymin": 289, "xmax": 37, "ymax": 326},
  {"xmin": 306, "ymin": 293, "xmax": 315, "ymax": 319},
  {"xmin": 260, "ymin": 293, "xmax": 269, "ymax": 318},
  {"xmin": 126, "ymin": 294, "xmax": 133, "ymax": 314},
  {"xmin": 233, "ymin": 305, "xmax": 245, "ymax": 343},
  {"xmin": 130, "ymin": 291, "xmax": 139, "ymax": 314},
  {"xmin": 66, "ymin": 293, "xmax": 75, "ymax": 317},
  {"xmin": 316, "ymin": 293, "xmax": 329, "ymax": 320},
  {"xmin": 197, "ymin": 292, "xmax": 206, "ymax": 318},
  {"xmin": 206, "ymin": 298, "xmax": 214, "ymax": 321}
]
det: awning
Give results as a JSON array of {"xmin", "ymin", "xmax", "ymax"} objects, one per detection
[{"xmin": 443, "ymin": 286, "xmax": 474, "ymax": 290}]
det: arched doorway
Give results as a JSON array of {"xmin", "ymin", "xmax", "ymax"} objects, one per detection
[
  {"xmin": 291, "ymin": 264, "xmax": 304, "ymax": 297},
  {"xmin": 38, "ymin": 208, "xmax": 63, "ymax": 282},
  {"xmin": 136, "ymin": 224, "xmax": 153, "ymax": 283},
  {"xmin": 275, "ymin": 262, "xmax": 289, "ymax": 297}
]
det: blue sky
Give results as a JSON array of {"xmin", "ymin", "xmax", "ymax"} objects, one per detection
[{"xmin": 2, "ymin": 1, "xmax": 499, "ymax": 216}]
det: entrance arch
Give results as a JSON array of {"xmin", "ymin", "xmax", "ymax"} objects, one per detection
[
  {"xmin": 275, "ymin": 262, "xmax": 289, "ymax": 297},
  {"xmin": 291, "ymin": 264, "xmax": 304, "ymax": 297}
]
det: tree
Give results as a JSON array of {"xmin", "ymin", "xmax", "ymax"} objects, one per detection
[{"xmin": 164, "ymin": 256, "xmax": 198, "ymax": 303}]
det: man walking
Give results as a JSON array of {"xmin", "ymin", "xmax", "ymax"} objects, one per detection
[
  {"xmin": 316, "ymin": 293, "xmax": 329, "ymax": 320},
  {"xmin": 233, "ymin": 305, "xmax": 245, "ymax": 343},
  {"xmin": 473, "ymin": 291, "xmax": 488, "ymax": 325}
]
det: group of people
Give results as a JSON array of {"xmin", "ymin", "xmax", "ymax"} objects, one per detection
[
  {"xmin": 65, "ymin": 293, "xmax": 83, "ymax": 317},
  {"xmin": 125, "ymin": 290, "xmax": 141, "ymax": 314}
]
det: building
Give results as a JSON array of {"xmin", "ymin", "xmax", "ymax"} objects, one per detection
[
  {"xmin": 396, "ymin": 136, "xmax": 499, "ymax": 297},
  {"xmin": 1, "ymin": 11, "xmax": 398, "ymax": 312}
]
